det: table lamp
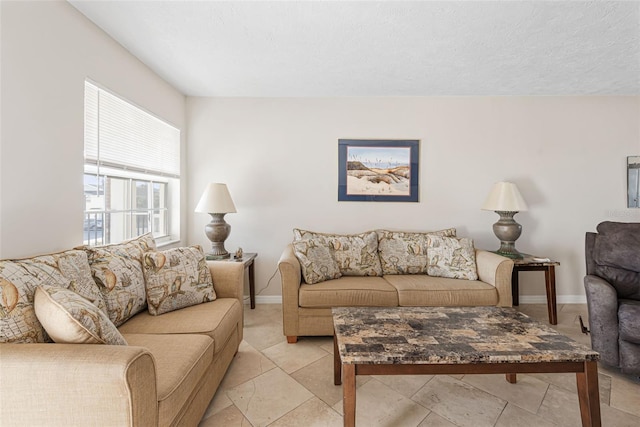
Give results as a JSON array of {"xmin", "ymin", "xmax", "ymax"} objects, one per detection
[
  {"xmin": 481, "ymin": 181, "xmax": 528, "ymax": 259},
  {"xmin": 195, "ymin": 183, "xmax": 237, "ymax": 259}
]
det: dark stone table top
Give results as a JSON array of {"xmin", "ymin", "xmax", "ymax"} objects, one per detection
[{"xmin": 332, "ymin": 306, "xmax": 598, "ymax": 365}]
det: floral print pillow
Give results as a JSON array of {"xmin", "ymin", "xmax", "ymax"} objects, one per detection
[
  {"xmin": 377, "ymin": 229, "xmax": 457, "ymax": 275},
  {"xmin": 142, "ymin": 246, "xmax": 216, "ymax": 315},
  {"xmin": 293, "ymin": 229, "xmax": 382, "ymax": 276},
  {"xmin": 292, "ymin": 239, "xmax": 342, "ymax": 284},
  {"xmin": 83, "ymin": 233, "xmax": 156, "ymax": 326},
  {"xmin": 426, "ymin": 235, "xmax": 478, "ymax": 280},
  {"xmin": 0, "ymin": 250, "xmax": 106, "ymax": 343}
]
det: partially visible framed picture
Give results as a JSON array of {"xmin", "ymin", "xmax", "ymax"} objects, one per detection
[
  {"xmin": 338, "ymin": 139, "xmax": 419, "ymax": 202},
  {"xmin": 628, "ymin": 156, "xmax": 640, "ymax": 208}
]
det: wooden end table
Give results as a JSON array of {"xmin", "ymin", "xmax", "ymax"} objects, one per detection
[
  {"xmin": 512, "ymin": 255, "xmax": 560, "ymax": 325},
  {"xmin": 208, "ymin": 253, "xmax": 257, "ymax": 309}
]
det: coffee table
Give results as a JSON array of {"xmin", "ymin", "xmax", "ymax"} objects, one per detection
[{"xmin": 333, "ymin": 306, "xmax": 600, "ymax": 427}]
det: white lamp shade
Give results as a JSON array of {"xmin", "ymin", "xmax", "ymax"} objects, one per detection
[
  {"xmin": 481, "ymin": 182, "xmax": 528, "ymax": 212},
  {"xmin": 195, "ymin": 183, "xmax": 237, "ymax": 214}
]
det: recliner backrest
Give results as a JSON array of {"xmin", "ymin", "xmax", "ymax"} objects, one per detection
[{"xmin": 586, "ymin": 221, "xmax": 640, "ymax": 300}]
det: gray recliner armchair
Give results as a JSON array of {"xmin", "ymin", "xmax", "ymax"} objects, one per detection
[{"xmin": 584, "ymin": 221, "xmax": 640, "ymax": 374}]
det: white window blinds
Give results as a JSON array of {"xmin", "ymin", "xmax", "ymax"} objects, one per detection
[{"xmin": 84, "ymin": 81, "xmax": 180, "ymax": 178}]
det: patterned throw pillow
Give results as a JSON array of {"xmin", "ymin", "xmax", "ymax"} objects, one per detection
[
  {"xmin": 293, "ymin": 229, "xmax": 382, "ymax": 276},
  {"xmin": 377, "ymin": 229, "xmax": 457, "ymax": 275},
  {"xmin": 0, "ymin": 250, "xmax": 106, "ymax": 343},
  {"xmin": 292, "ymin": 239, "xmax": 342, "ymax": 284},
  {"xmin": 34, "ymin": 285, "xmax": 127, "ymax": 345},
  {"xmin": 83, "ymin": 233, "xmax": 156, "ymax": 326},
  {"xmin": 142, "ymin": 245, "xmax": 216, "ymax": 315},
  {"xmin": 426, "ymin": 235, "xmax": 478, "ymax": 280}
]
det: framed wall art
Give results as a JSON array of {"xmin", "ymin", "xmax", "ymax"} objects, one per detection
[
  {"xmin": 338, "ymin": 139, "xmax": 419, "ymax": 202},
  {"xmin": 628, "ymin": 156, "xmax": 640, "ymax": 208}
]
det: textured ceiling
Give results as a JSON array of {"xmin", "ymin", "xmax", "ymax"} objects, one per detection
[{"xmin": 68, "ymin": 1, "xmax": 640, "ymax": 97}]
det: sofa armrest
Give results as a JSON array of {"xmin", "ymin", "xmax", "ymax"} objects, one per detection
[
  {"xmin": 208, "ymin": 260, "xmax": 244, "ymax": 303},
  {"xmin": 279, "ymin": 244, "xmax": 302, "ymax": 337},
  {"xmin": 475, "ymin": 250, "xmax": 514, "ymax": 307},
  {"xmin": 584, "ymin": 275, "xmax": 620, "ymax": 366},
  {"xmin": 0, "ymin": 343, "xmax": 157, "ymax": 426}
]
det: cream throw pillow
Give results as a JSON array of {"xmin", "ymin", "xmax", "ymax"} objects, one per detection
[
  {"xmin": 142, "ymin": 245, "xmax": 216, "ymax": 315},
  {"xmin": 34, "ymin": 285, "xmax": 127, "ymax": 345},
  {"xmin": 426, "ymin": 235, "xmax": 478, "ymax": 280},
  {"xmin": 292, "ymin": 239, "xmax": 342, "ymax": 284}
]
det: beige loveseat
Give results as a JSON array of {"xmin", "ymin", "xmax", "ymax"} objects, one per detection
[
  {"xmin": 279, "ymin": 229, "xmax": 514, "ymax": 343},
  {"xmin": 0, "ymin": 236, "xmax": 244, "ymax": 426}
]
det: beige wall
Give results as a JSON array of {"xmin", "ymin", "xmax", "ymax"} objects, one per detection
[
  {"xmin": 187, "ymin": 96, "xmax": 640, "ymax": 302},
  {"xmin": 0, "ymin": 1, "xmax": 186, "ymax": 258}
]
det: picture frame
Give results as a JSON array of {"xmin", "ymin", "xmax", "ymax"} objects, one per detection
[
  {"xmin": 338, "ymin": 139, "xmax": 419, "ymax": 202},
  {"xmin": 628, "ymin": 156, "xmax": 640, "ymax": 208}
]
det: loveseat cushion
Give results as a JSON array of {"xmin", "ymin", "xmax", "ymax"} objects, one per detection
[
  {"xmin": 118, "ymin": 299, "xmax": 241, "ymax": 355},
  {"xmin": 34, "ymin": 285, "xmax": 126, "ymax": 345},
  {"xmin": 142, "ymin": 245, "xmax": 216, "ymax": 315},
  {"xmin": 619, "ymin": 300, "xmax": 640, "ymax": 344},
  {"xmin": 298, "ymin": 277, "xmax": 398, "ymax": 307},
  {"xmin": 124, "ymin": 333, "xmax": 213, "ymax": 427},
  {"xmin": 0, "ymin": 250, "xmax": 106, "ymax": 343},
  {"xmin": 293, "ymin": 229, "xmax": 382, "ymax": 276},
  {"xmin": 426, "ymin": 235, "xmax": 478, "ymax": 280},
  {"xmin": 377, "ymin": 228, "xmax": 456, "ymax": 275},
  {"xmin": 384, "ymin": 275, "xmax": 498, "ymax": 306},
  {"xmin": 83, "ymin": 233, "xmax": 156, "ymax": 326}
]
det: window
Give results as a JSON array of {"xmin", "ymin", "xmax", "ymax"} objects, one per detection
[{"xmin": 84, "ymin": 81, "xmax": 180, "ymax": 246}]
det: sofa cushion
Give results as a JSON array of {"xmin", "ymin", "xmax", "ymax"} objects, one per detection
[
  {"xmin": 34, "ymin": 285, "xmax": 126, "ymax": 345},
  {"xmin": 83, "ymin": 233, "xmax": 156, "ymax": 326},
  {"xmin": 384, "ymin": 275, "xmax": 498, "ymax": 306},
  {"xmin": 292, "ymin": 239, "xmax": 342, "ymax": 284},
  {"xmin": 377, "ymin": 229, "xmax": 457, "ymax": 275},
  {"xmin": 619, "ymin": 299, "xmax": 640, "ymax": 344},
  {"xmin": 298, "ymin": 276, "xmax": 398, "ymax": 308},
  {"xmin": 0, "ymin": 250, "xmax": 106, "ymax": 343},
  {"xmin": 293, "ymin": 229, "xmax": 382, "ymax": 276},
  {"xmin": 118, "ymin": 299, "xmax": 241, "ymax": 355},
  {"xmin": 142, "ymin": 246, "xmax": 216, "ymax": 315},
  {"xmin": 426, "ymin": 235, "xmax": 478, "ymax": 280},
  {"xmin": 124, "ymin": 333, "xmax": 213, "ymax": 427}
]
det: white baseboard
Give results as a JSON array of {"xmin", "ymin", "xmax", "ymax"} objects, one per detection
[
  {"xmin": 246, "ymin": 295, "xmax": 586, "ymax": 305},
  {"xmin": 519, "ymin": 295, "xmax": 586, "ymax": 304},
  {"xmin": 244, "ymin": 295, "xmax": 283, "ymax": 305}
]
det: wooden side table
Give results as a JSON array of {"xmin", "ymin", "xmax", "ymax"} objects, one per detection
[
  {"xmin": 512, "ymin": 255, "xmax": 560, "ymax": 325},
  {"xmin": 209, "ymin": 253, "xmax": 258, "ymax": 309}
]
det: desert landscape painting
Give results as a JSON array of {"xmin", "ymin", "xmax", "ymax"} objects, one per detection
[{"xmin": 346, "ymin": 146, "xmax": 411, "ymax": 195}]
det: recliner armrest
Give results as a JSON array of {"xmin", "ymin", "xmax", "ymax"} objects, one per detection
[{"xmin": 584, "ymin": 274, "xmax": 620, "ymax": 366}]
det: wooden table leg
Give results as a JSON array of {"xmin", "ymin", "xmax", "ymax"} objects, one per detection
[
  {"xmin": 511, "ymin": 269, "xmax": 520, "ymax": 306},
  {"xmin": 576, "ymin": 361, "xmax": 601, "ymax": 427},
  {"xmin": 334, "ymin": 333, "xmax": 342, "ymax": 386},
  {"xmin": 544, "ymin": 266, "xmax": 557, "ymax": 325},
  {"xmin": 343, "ymin": 364, "xmax": 356, "ymax": 427},
  {"xmin": 505, "ymin": 373, "xmax": 517, "ymax": 383},
  {"xmin": 248, "ymin": 261, "xmax": 256, "ymax": 309}
]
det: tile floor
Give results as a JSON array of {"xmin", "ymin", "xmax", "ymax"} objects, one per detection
[{"xmin": 199, "ymin": 304, "xmax": 640, "ymax": 427}]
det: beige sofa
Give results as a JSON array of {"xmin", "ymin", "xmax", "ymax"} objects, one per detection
[
  {"xmin": 0, "ymin": 241, "xmax": 244, "ymax": 426},
  {"xmin": 279, "ymin": 230, "xmax": 514, "ymax": 343}
]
